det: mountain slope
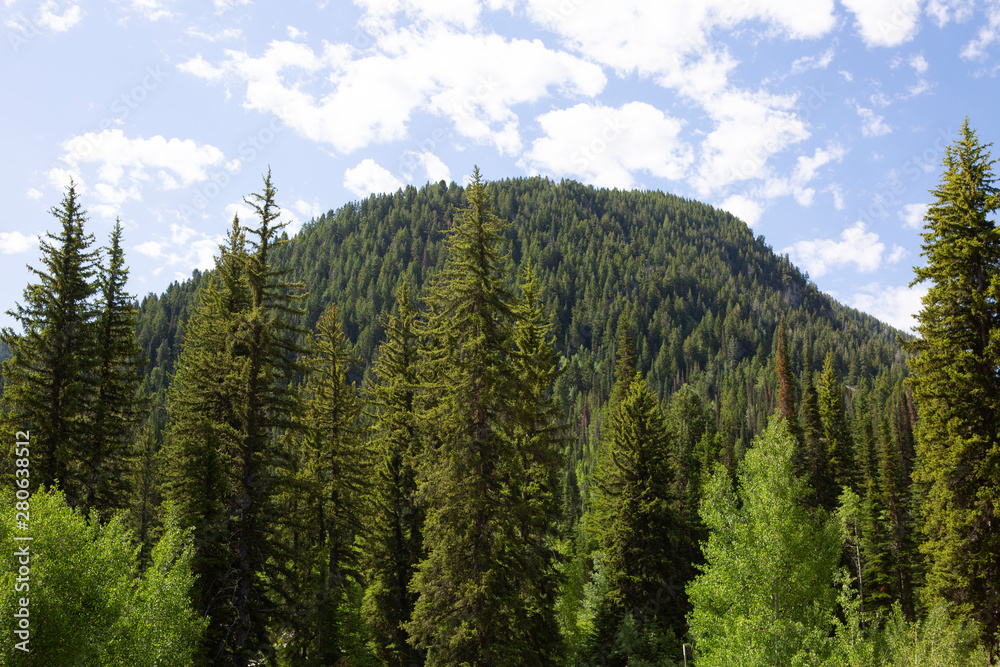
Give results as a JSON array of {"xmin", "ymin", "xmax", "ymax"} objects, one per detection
[{"xmin": 136, "ymin": 176, "xmax": 909, "ymax": 494}]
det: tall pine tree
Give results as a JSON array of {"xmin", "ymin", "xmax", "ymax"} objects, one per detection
[
  {"xmin": 406, "ymin": 168, "xmax": 563, "ymax": 666},
  {"xmin": 85, "ymin": 219, "xmax": 147, "ymax": 517},
  {"xmin": 166, "ymin": 171, "xmax": 307, "ymax": 666},
  {"xmin": 364, "ymin": 282, "xmax": 425, "ymax": 667},
  {"xmin": 903, "ymin": 119, "xmax": 1000, "ymax": 662},
  {"xmin": 1, "ymin": 181, "xmax": 99, "ymax": 503}
]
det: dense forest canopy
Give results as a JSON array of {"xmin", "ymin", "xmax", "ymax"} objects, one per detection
[{"xmin": 1, "ymin": 121, "xmax": 997, "ymax": 666}]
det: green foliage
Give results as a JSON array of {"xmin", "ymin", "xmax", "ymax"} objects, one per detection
[
  {"xmin": 588, "ymin": 371, "xmax": 688, "ymax": 665},
  {"xmin": 363, "ymin": 282, "xmax": 425, "ymax": 667},
  {"xmin": 87, "ymin": 219, "xmax": 148, "ymax": 518},
  {"xmin": 276, "ymin": 302, "xmax": 370, "ymax": 666},
  {"xmin": 826, "ymin": 577, "xmax": 989, "ymax": 667},
  {"xmin": 903, "ymin": 119, "xmax": 1000, "ymax": 660},
  {"xmin": 0, "ymin": 488, "xmax": 204, "ymax": 666},
  {"xmin": 406, "ymin": 168, "xmax": 564, "ymax": 666},
  {"xmin": 1, "ymin": 182, "xmax": 100, "ymax": 504},
  {"xmin": 164, "ymin": 172, "xmax": 308, "ymax": 664},
  {"xmin": 688, "ymin": 418, "xmax": 841, "ymax": 666}
]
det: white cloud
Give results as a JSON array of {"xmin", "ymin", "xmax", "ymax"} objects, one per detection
[
  {"xmin": 36, "ymin": 0, "xmax": 82, "ymax": 31},
  {"xmin": 852, "ymin": 282, "xmax": 929, "ymax": 332},
  {"xmin": 415, "ymin": 152, "xmax": 451, "ymax": 183},
  {"xmin": 185, "ymin": 26, "xmax": 242, "ymax": 41},
  {"xmin": 344, "ymin": 159, "xmax": 405, "ymax": 197},
  {"xmin": 520, "ymin": 102, "xmax": 692, "ymax": 189},
  {"xmin": 26, "ymin": 188, "xmax": 42, "ymax": 200},
  {"xmin": 524, "ymin": 0, "xmax": 836, "ymax": 84},
  {"xmin": 126, "ymin": 0, "xmax": 174, "ymax": 21},
  {"xmin": 692, "ymin": 89, "xmax": 809, "ymax": 194},
  {"xmin": 926, "ymin": 0, "xmax": 975, "ymax": 26},
  {"xmin": 908, "ymin": 53, "xmax": 929, "ymax": 73},
  {"xmin": 840, "ymin": 0, "xmax": 921, "ymax": 47},
  {"xmin": 961, "ymin": 1, "xmax": 1000, "ymax": 59},
  {"xmin": 899, "ymin": 202, "xmax": 929, "ymax": 228},
  {"xmin": 763, "ymin": 143, "xmax": 847, "ymax": 206},
  {"xmin": 857, "ymin": 106, "xmax": 891, "ymax": 137},
  {"xmin": 287, "ymin": 25, "xmax": 306, "ymax": 39},
  {"xmin": 57, "ymin": 130, "xmax": 226, "ymax": 187},
  {"xmin": 182, "ymin": 31, "xmax": 605, "ymax": 155},
  {"xmin": 0, "ymin": 232, "xmax": 39, "ymax": 254},
  {"xmin": 839, "ymin": 69, "xmax": 854, "ymax": 81},
  {"xmin": 783, "ymin": 221, "xmax": 886, "ymax": 277},
  {"xmin": 135, "ymin": 241, "xmax": 164, "ymax": 258},
  {"xmin": 720, "ymin": 194, "xmax": 764, "ymax": 227},
  {"xmin": 178, "ymin": 54, "xmax": 229, "ymax": 81},
  {"xmin": 356, "ymin": 0, "xmax": 484, "ymax": 31},
  {"xmin": 790, "ymin": 47, "xmax": 835, "ymax": 74}
]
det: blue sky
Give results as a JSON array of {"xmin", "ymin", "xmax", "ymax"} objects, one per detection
[{"xmin": 3, "ymin": 0, "xmax": 999, "ymax": 332}]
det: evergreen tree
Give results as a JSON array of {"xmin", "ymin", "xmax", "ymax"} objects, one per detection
[
  {"xmin": 510, "ymin": 262, "xmax": 566, "ymax": 664},
  {"xmin": 279, "ymin": 302, "xmax": 369, "ymax": 666},
  {"xmin": 166, "ymin": 171, "xmax": 307, "ymax": 666},
  {"xmin": 1, "ymin": 182, "xmax": 99, "ymax": 502},
  {"xmin": 364, "ymin": 283, "xmax": 425, "ymax": 667},
  {"xmin": 85, "ymin": 219, "xmax": 147, "ymax": 517},
  {"xmin": 407, "ymin": 168, "xmax": 562, "ymax": 666},
  {"xmin": 903, "ymin": 119, "xmax": 1000, "ymax": 661},
  {"xmin": 775, "ymin": 318, "xmax": 801, "ymax": 446},
  {"xmin": 589, "ymin": 370, "xmax": 688, "ymax": 665},
  {"xmin": 818, "ymin": 352, "xmax": 854, "ymax": 493}
]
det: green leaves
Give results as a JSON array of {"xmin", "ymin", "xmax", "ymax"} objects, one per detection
[
  {"xmin": 688, "ymin": 418, "xmax": 841, "ymax": 667},
  {"xmin": 0, "ymin": 488, "xmax": 204, "ymax": 666},
  {"xmin": 903, "ymin": 119, "xmax": 1000, "ymax": 660}
]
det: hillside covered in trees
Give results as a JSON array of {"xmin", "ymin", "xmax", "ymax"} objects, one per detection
[{"xmin": 2, "ymin": 121, "xmax": 997, "ymax": 667}]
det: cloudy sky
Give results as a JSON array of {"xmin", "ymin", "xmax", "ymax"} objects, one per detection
[{"xmin": 3, "ymin": 0, "xmax": 999, "ymax": 332}]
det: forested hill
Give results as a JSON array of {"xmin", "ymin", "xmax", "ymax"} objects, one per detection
[{"xmin": 136, "ymin": 176, "xmax": 907, "ymax": 481}]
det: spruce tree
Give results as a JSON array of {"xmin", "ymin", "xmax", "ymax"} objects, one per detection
[
  {"xmin": 164, "ymin": 218, "xmax": 251, "ymax": 664},
  {"xmin": 364, "ymin": 283, "xmax": 425, "ymax": 667},
  {"xmin": 775, "ymin": 318, "xmax": 801, "ymax": 446},
  {"xmin": 510, "ymin": 262, "xmax": 566, "ymax": 664},
  {"xmin": 86, "ymin": 219, "xmax": 147, "ymax": 517},
  {"xmin": 406, "ymin": 168, "xmax": 562, "ymax": 666},
  {"xmin": 818, "ymin": 352, "xmax": 854, "ymax": 493},
  {"xmin": 1, "ymin": 181, "xmax": 99, "ymax": 502},
  {"xmin": 280, "ymin": 302, "xmax": 369, "ymax": 666},
  {"xmin": 903, "ymin": 119, "xmax": 1000, "ymax": 661},
  {"xmin": 166, "ymin": 171, "xmax": 307, "ymax": 666},
  {"xmin": 590, "ymin": 370, "xmax": 689, "ymax": 665}
]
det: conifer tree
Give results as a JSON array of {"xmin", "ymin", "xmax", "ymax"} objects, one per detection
[
  {"xmin": 1, "ymin": 181, "xmax": 99, "ymax": 502},
  {"xmin": 800, "ymin": 369, "xmax": 834, "ymax": 509},
  {"xmin": 280, "ymin": 302, "xmax": 369, "ymax": 666},
  {"xmin": 406, "ymin": 168, "xmax": 563, "ymax": 666},
  {"xmin": 510, "ymin": 262, "xmax": 566, "ymax": 663},
  {"xmin": 364, "ymin": 282, "xmax": 425, "ymax": 667},
  {"xmin": 775, "ymin": 318, "xmax": 801, "ymax": 446},
  {"xmin": 86, "ymin": 219, "xmax": 147, "ymax": 517},
  {"xmin": 590, "ymin": 370, "xmax": 689, "ymax": 665},
  {"xmin": 166, "ymin": 171, "xmax": 306, "ymax": 666},
  {"xmin": 903, "ymin": 119, "xmax": 1000, "ymax": 661},
  {"xmin": 164, "ymin": 217, "xmax": 251, "ymax": 664},
  {"xmin": 818, "ymin": 352, "xmax": 854, "ymax": 492}
]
